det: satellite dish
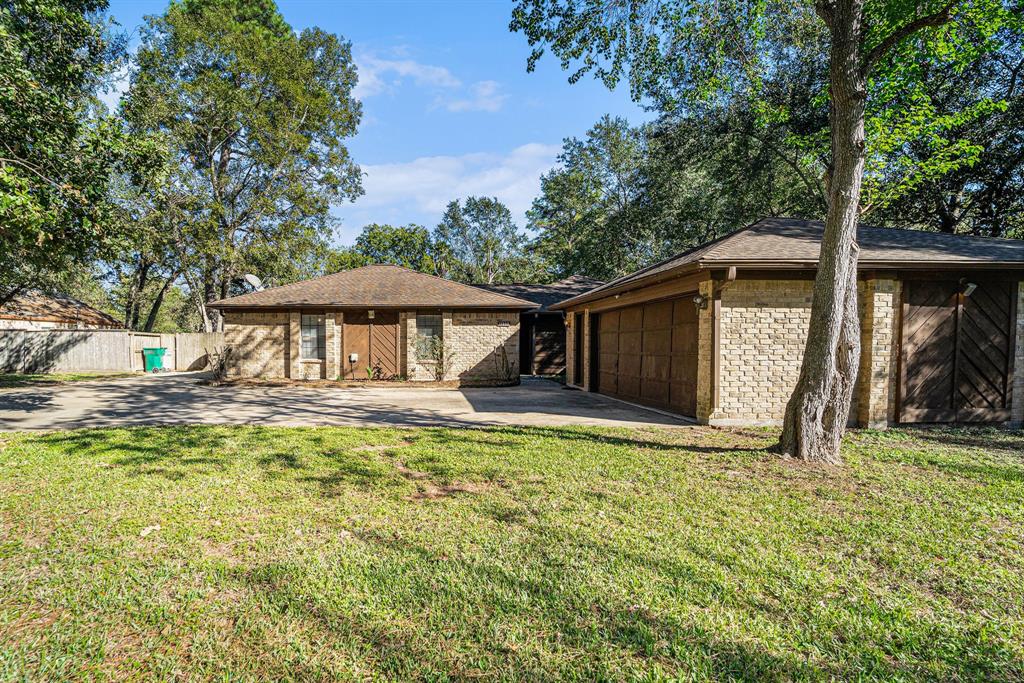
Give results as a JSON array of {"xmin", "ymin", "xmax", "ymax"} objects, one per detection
[{"xmin": 243, "ymin": 273, "xmax": 264, "ymax": 291}]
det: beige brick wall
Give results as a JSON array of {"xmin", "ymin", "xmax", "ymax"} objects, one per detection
[
  {"xmin": 447, "ymin": 311, "xmax": 520, "ymax": 381},
  {"xmin": 1013, "ymin": 282, "xmax": 1024, "ymax": 426},
  {"xmin": 713, "ymin": 280, "xmax": 814, "ymax": 424},
  {"xmin": 403, "ymin": 310, "xmax": 520, "ymax": 382},
  {"xmin": 856, "ymin": 279, "xmax": 900, "ymax": 428},
  {"xmin": 711, "ymin": 278, "xmax": 901, "ymax": 427},
  {"xmin": 223, "ymin": 311, "xmax": 289, "ymax": 378}
]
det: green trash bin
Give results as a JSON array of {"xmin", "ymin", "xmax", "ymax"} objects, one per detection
[{"xmin": 142, "ymin": 347, "xmax": 167, "ymax": 373}]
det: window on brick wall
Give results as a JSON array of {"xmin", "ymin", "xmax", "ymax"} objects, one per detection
[
  {"xmin": 415, "ymin": 313, "xmax": 442, "ymax": 359},
  {"xmin": 300, "ymin": 313, "xmax": 326, "ymax": 360}
]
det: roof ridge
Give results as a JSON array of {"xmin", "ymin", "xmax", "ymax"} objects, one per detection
[
  {"xmin": 209, "ymin": 263, "xmax": 538, "ymax": 309},
  {"xmin": 375, "ymin": 264, "xmax": 539, "ymax": 306}
]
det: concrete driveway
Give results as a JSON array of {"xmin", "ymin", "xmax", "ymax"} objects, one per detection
[{"xmin": 0, "ymin": 373, "xmax": 689, "ymax": 431}]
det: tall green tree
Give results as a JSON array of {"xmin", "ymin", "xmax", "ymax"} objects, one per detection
[
  {"xmin": 354, "ymin": 223, "xmax": 436, "ymax": 272},
  {"xmin": 513, "ymin": 0, "xmax": 1020, "ymax": 463},
  {"xmin": 433, "ymin": 197, "xmax": 536, "ymax": 284},
  {"xmin": 528, "ymin": 116, "xmax": 653, "ymax": 280},
  {"xmin": 0, "ymin": 0, "xmax": 144, "ymax": 306},
  {"xmin": 124, "ymin": 0, "xmax": 362, "ymax": 331}
]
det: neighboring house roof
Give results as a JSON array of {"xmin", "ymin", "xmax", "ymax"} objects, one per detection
[
  {"xmin": 554, "ymin": 217, "xmax": 1024, "ymax": 309},
  {"xmin": 0, "ymin": 291, "xmax": 123, "ymax": 328},
  {"xmin": 208, "ymin": 264, "xmax": 538, "ymax": 310},
  {"xmin": 476, "ymin": 275, "xmax": 606, "ymax": 312}
]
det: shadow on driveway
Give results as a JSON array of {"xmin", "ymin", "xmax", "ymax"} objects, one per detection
[{"xmin": 0, "ymin": 373, "xmax": 690, "ymax": 431}]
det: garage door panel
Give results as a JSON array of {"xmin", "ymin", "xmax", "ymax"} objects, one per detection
[
  {"xmin": 673, "ymin": 299, "xmax": 697, "ymax": 324},
  {"xmin": 618, "ymin": 353, "xmax": 641, "ymax": 379},
  {"xmin": 644, "ymin": 300, "xmax": 673, "ymax": 322},
  {"xmin": 599, "ymin": 371, "xmax": 618, "ymax": 394},
  {"xmin": 599, "ymin": 310, "xmax": 620, "ymax": 331},
  {"xmin": 619, "ymin": 330, "xmax": 642, "ymax": 354},
  {"xmin": 641, "ymin": 380, "xmax": 670, "ymax": 404},
  {"xmin": 643, "ymin": 328, "xmax": 671, "ymax": 354},
  {"xmin": 617, "ymin": 375, "xmax": 641, "ymax": 399},
  {"xmin": 591, "ymin": 295, "xmax": 699, "ymax": 418},
  {"xmin": 642, "ymin": 354, "xmax": 671, "ymax": 381},
  {"xmin": 620, "ymin": 306, "xmax": 643, "ymax": 328}
]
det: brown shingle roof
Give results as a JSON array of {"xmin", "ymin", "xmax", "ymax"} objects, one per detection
[
  {"xmin": 476, "ymin": 275, "xmax": 605, "ymax": 311},
  {"xmin": 0, "ymin": 291, "xmax": 123, "ymax": 328},
  {"xmin": 208, "ymin": 264, "xmax": 538, "ymax": 309},
  {"xmin": 554, "ymin": 218, "xmax": 1024, "ymax": 309}
]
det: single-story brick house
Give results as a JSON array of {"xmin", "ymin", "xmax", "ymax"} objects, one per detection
[
  {"xmin": 552, "ymin": 218, "xmax": 1024, "ymax": 427},
  {"xmin": 477, "ymin": 275, "xmax": 604, "ymax": 375},
  {"xmin": 208, "ymin": 265, "xmax": 536, "ymax": 383}
]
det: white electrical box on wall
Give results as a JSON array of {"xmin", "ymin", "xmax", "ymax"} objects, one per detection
[{"xmin": 349, "ymin": 353, "xmax": 359, "ymax": 363}]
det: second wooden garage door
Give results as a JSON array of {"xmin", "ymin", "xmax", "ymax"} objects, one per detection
[{"xmin": 594, "ymin": 296, "xmax": 698, "ymax": 417}]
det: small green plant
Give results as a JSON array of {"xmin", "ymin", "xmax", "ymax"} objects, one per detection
[{"xmin": 418, "ymin": 336, "xmax": 454, "ymax": 381}]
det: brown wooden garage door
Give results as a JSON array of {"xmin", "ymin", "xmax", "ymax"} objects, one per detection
[
  {"xmin": 593, "ymin": 296, "xmax": 698, "ymax": 416},
  {"xmin": 900, "ymin": 279, "xmax": 1017, "ymax": 423}
]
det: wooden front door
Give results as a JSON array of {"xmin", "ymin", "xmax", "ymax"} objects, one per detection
[
  {"xmin": 900, "ymin": 279, "xmax": 1017, "ymax": 423},
  {"xmin": 591, "ymin": 295, "xmax": 699, "ymax": 417},
  {"xmin": 342, "ymin": 311, "xmax": 400, "ymax": 380}
]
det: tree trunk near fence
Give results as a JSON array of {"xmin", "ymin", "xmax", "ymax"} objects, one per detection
[{"xmin": 142, "ymin": 274, "xmax": 177, "ymax": 332}]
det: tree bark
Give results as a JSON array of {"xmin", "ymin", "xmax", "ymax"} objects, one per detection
[
  {"xmin": 779, "ymin": 0, "xmax": 866, "ymax": 464},
  {"xmin": 141, "ymin": 274, "xmax": 176, "ymax": 332}
]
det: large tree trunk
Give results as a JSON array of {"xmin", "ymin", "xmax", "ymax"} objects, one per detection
[
  {"xmin": 141, "ymin": 273, "xmax": 177, "ymax": 332},
  {"xmin": 779, "ymin": 0, "xmax": 866, "ymax": 463}
]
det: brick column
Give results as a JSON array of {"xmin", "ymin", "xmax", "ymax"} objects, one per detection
[
  {"xmin": 566, "ymin": 314, "xmax": 576, "ymax": 386},
  {"xmin": 441, "ymin": 311, "xmax": 454, "ymax": 381},
  {"xmin": 325, "ymin": 313, "xmax": 339, "ymax": 380},
  {"xmin": 288, "ymin": 310, "xmax": 301, "ymax": 379},
  {"xmin": 405, "ymin": 312, "xmax": 420, "ymax": 380},
  {"xmin": 857, "ymin": 278, "xmax": 900, "ymax": 428},
  {"xmin": 1012, "ymin": 282, "xmax": 1024, "ymax": 426},
  {"xmin": 696, "ymin": 279, "xmax": 716, "ymax": 424}
]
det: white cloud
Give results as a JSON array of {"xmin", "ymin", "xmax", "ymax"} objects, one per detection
[
  {"xmin": 354, "ymin": 52, "xmax": 508, "ymax": 113},
  {"xmin": 443, "ymin": 80, "xmax": 508, "ymax": 113},
  {"xmin": 353, "ymin": 54, "xmax": 461, "ymax": 100},
  {"xmin": 336, "ymin": 143, "xmax": 561, "ymax": 238}
]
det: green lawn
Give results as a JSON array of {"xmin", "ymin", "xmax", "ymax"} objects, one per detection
[
  {"xmin": 0, "ymin": 425, "xmax": 1022, "ymax": 681},
  {"xmin": 0, "ymin": 372, "xmax": 137, "ymax": 389}
]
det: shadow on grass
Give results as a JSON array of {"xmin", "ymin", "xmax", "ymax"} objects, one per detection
[{"xmin": 228, "ymin": 528, "xmax": 1024, "ymax": 681}]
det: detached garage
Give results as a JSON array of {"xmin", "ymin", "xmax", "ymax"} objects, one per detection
[{"xmin": 553, "ymin": 219, "xmax": 1024, "ymax": 427}]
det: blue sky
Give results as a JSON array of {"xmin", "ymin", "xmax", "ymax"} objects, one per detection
[{"xmin": 104, "ymin": 0, "xmax": 651, "ymax": 246}]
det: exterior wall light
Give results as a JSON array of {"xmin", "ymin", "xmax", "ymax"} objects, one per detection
[{"xmin": 693, "ymin": 294, "xmax": 709, "ymax": 310}]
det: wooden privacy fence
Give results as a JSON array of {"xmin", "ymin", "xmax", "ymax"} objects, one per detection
[{"xmin": 0, "ymin": 330, "xmax": 225, "ymax": 374}]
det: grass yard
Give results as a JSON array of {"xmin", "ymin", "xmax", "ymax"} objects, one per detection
[
  {"xmin": 0, "ymin": 425, "xmax": 1022, "ymax": 681},
  {"xmin": 0, "ymin": 372, "xmax": 137, "ymax": 389}
]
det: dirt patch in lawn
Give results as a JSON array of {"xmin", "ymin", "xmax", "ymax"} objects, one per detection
[{"xmin": 393, "ymin": 460, "xmax": 492, "ymax": 501}]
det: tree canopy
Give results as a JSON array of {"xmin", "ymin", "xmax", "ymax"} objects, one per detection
[
  {"xmin": 0, "ymin": 0, "xmax": 154, "ymax": 306},
  {"xmin": 123, "ymin": 0, "xmax": 363, "ymax": 330}
]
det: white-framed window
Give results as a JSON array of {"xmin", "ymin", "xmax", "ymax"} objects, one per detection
[
  {"xmin": 415, "ymin": 313, "xmax": 442, "ymax": 357},
  {"xmin": 300, "ymin": 313, "xmax": 326, "ymax": 360}
]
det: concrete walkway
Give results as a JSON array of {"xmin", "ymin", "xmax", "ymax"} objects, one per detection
[{"xmin": 0, "ymin": 373, "xmax": 690, "ymax": 431}]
